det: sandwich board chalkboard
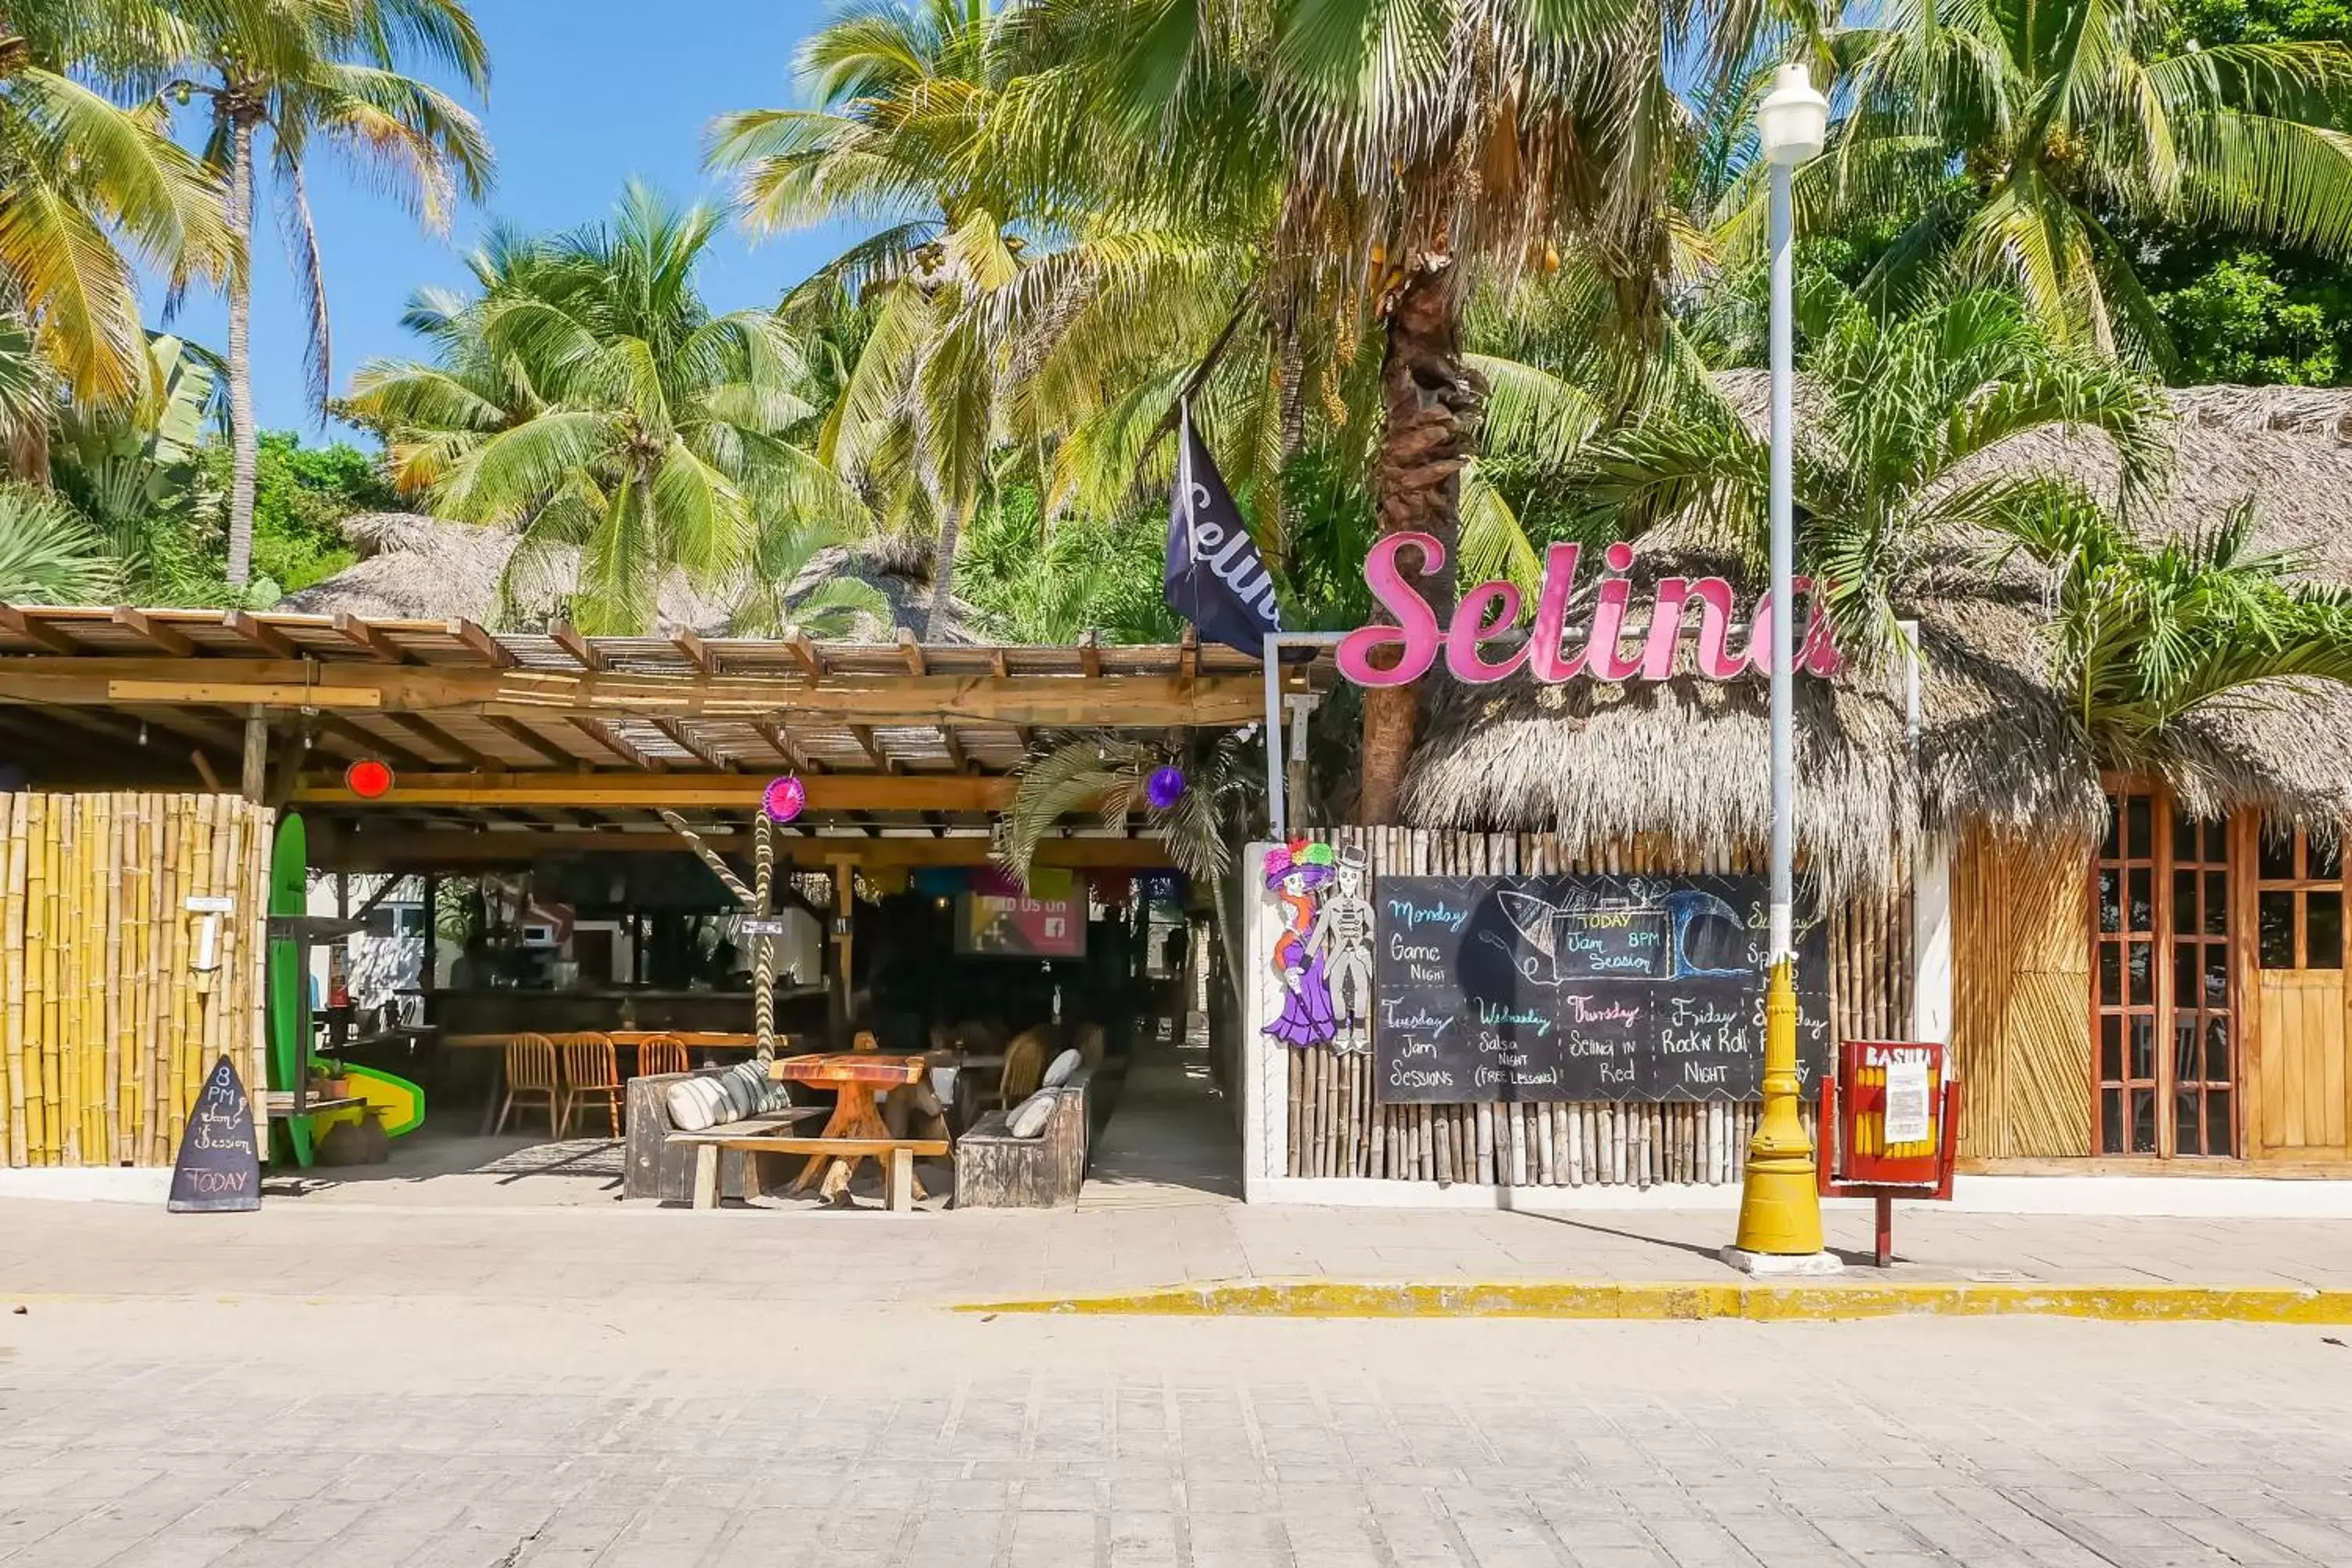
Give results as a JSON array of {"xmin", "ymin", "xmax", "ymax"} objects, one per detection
[
  {"xmin": 1374, "ymin": 873, "xmax": 1830, "ymax": 1105},
  {"xmin": 166, "ymin": 1055, "xmax": 262, "ymax": 1213}
]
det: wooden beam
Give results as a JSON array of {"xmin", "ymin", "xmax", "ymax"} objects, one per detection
[
  {"xmin": 0, "ymin": 604, "xmax": 78, "ymax": 655},
  {"xmin": 381, "ymin": 712, "xmax": 500, "ymax": 771},
  {"xmin": 0, "ymin": 658, "xmax": 1276, "ymax": 727},
  {"xmin": 1078, "ymin": 628, "xmax": 1102, "ymax": 678},
  {"xmin": 673, "ymin": 630, "xmax": 713, "ymax": 675},
  {"xmin": 751, "ymin": 720, "xmax": 821, "ymax": 774},
  {"xmin": 847, "ymin": 723, "xmax": 896, "ymax": 774},
  {"xmin": 548, "ymin": 621, "xmax": 607, "ymax": 671},
  {"xmin": 448, "ymin": 619, "xmax": 515, "ymax": 668},
  {"xmin": 486, "ymin": 714, "xmax": 586, "ymax": 770},
  {"xmin": 191, "ymin": 749, "xmax": 225, "ymax": 793},
  {"xmin": 1178, "ymin": 624, "xmax": 1199, "ymax": 681},
  {"xmin": 786, "ymin": 628, "xmax": 823, "ymax": 680},
  {"xmin": 898, "ymin": 628, "xmax": 927, "ymax": 676},
  {"xmin": 224, "ymin": 610, "xmax": 298, "ymax": 660},
  {"xmin": 295, "ymin": 771, "xmax": 1018, "ymax": 811},
  {"xmin": 570, "ymin": 717, "xmax": 662, "ymax": 771},
  {"xmin": 311, "ymin": 714, "xmax": 436, "ymax": 771},
  {"xmin": 939, "ymin": 725, "xmax": 969, "ymax": 772},
  {"xmin": 114, "ymin": 607, "xmax": 197, "ymax": 658},
  {"xmin": 648, "ymin": 717, "xmax": 733, "ymax": 771},
  {"xmin": 333, "ymin": 612, "xmax": 408, "ymax": 664}
]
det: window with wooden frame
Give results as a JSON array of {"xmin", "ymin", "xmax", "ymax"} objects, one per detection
[
  {"xmin": 2255, "ymin": 830, "xmax": 2343, "ymax": 972},
  {"xmin": 2092, "ymin": 786, "xmax": 2239, "ymax": 1158}
]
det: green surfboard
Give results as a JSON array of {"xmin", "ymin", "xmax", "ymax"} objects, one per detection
[{"xmin": 265, "ymin": 814, "xmax": 426, "ymax": 1167}]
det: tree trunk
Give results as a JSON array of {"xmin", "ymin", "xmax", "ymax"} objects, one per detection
[
  {"xmin": 923, "ymin": 503, "xmax": 960, "ymax": 641},
  {"xmin": 223, "ymin": 115, "xmax": 258, "ymax": 590},
  {"xmin": 1357, "ymin": 254, "xmax": 1480, "ymax": 826},
  {"xmin": 1273, "ymin": 303, "xmax": 1307, "ymax": 585}
]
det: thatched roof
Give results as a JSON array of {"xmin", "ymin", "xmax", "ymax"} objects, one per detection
[
  {"xmin": 1403, "ymin": 384, "xmax": 2352, "ymax": 890},
  {"xmin": 278, "ymin": 513, "xmax": 978, "ymax": 639}
]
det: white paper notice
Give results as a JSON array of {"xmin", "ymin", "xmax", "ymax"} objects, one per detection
[{"xmin": 1883, "ymin": 1057, "xmax": 1932, "ymax": 1145}]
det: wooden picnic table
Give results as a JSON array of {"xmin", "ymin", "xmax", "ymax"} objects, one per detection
[{"xmin": 770, "ymin": 1051, "xmax": 931, "ymax": 1200}]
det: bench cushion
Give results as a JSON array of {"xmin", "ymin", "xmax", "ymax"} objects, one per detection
[
  {"xmin": 1042, "ymin": 1047, "xmax": 1083, "ymax": 1088},
  {"xmin": 1007, "ymin": 1089, "xmax": 1057, "ymax": 1138}
]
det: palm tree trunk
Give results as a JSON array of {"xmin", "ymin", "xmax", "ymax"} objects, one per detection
[
  {"xmin": 924, "ymin": 503, "xmax": 960, "ymax": 640},
  {"xmin": 1274, "ymin": 303, "xmax": 1307, "ymax": 584},
  {"xmin": 223, "ymin": 115, "xmax": 258, "ymax": 590},
  {"xmin": 1358, "ymin": 253, "xmax": 1479, "ymax": 826}
]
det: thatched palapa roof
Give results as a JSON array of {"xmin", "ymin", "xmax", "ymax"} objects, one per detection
[
  {"xmin": 279, "ymin": 513, "xmax": 979, "ymax": 640},
  {"xmin": 1403, "ymin": 384, "xmax": 2352, "ymax": 895}
]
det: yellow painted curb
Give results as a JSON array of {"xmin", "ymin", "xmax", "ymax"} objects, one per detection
[{"xmin": 956, "ymin": 1279, "xmax": 2352, "ymax": 1323}]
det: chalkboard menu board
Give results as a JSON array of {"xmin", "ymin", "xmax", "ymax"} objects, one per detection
[
  {"xmin": 1374, "ymin": 874, "xmax": 1830, "ymax": 1105},
  {"xmin": 167, "ymin": 1055, "xmax": 262, "ymax": 1213}
]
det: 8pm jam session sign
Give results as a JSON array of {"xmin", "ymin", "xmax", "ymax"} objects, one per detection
[{"xmin": 1367, "ymin": 874, "xmax": 1829, "ymax": 1105}]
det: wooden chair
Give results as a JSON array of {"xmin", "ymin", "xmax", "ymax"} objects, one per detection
[
  {"xmin": 635, "ymin": 1033, "xmax": 691, "ymax": 1079},
  {"xmin": 1075, "ymin": 1022, "xmax": 1107, "ymax": 1069},
  {"xmin": 496, "ymin": 1034, "xmax": 564, "ymax": 1137},
  {"xmin": 560, "ymin": 1032, "xmax": 625, "ymax": 1138}
]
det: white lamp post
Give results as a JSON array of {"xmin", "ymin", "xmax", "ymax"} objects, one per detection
[{"xmin": 1729, "ymin": 61, "xmax": 1839, "ymax": 1272}]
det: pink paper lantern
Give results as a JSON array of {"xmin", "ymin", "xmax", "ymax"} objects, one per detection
[{"xmin": 761, "ymin": 775, "xmax": 806, "ymax": 823}]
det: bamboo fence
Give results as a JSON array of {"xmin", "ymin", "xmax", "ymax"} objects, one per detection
[
  {"xmin": 1283, "ymin": 828, "xmax": 1904, "ymax": 1185},
  {"xmin": 0, "ymin": 793, "xmax": 272, "ymax": 1167}
]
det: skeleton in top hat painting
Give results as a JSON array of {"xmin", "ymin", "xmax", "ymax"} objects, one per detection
[{"xmin": 1308, "ymin": 845, "xmax": 1375, "ymax": 1054}]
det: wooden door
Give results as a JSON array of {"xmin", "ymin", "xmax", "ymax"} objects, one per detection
[
  {"xmin": 2249, "ymin": 828, "xmax": 2350, "ymax": 1160},
  {"xmin": 2253, "ymin": 972, "xmax": 2347, "ymax": 1158}
]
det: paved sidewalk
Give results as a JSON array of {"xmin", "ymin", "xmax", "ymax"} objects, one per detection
[{"xmin": 5, "ymin": 1195, "xmax": 2349, "ymax": 1309}]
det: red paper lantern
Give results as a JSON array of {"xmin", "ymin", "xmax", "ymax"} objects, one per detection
[{"xmin": 345, "ymin": 759, "xmax": 395, "ymax": 799}]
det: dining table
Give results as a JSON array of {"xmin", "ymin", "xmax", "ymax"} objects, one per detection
[{"xmin": 769, "ymin": 1051, "xmax": 931, "ymax": 1200}]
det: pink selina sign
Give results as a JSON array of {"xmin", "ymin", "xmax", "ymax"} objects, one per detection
[{"xmin": 1334, "ymin": 534, "xmax": 1842, "ymax": 688}]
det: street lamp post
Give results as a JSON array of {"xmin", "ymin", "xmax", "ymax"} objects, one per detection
[{"xmin": 1728, "ymin": 62, "xmax": 1841, "ymax": 1274}]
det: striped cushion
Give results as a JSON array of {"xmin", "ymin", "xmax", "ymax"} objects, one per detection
[
  {"xmin": 666, "ymin": 1074, "xmax": 733, "ymax": 1133},
  {"xmin": 1007, "ymin": 1090, "xmax": 1057, "ymax": 1138}
]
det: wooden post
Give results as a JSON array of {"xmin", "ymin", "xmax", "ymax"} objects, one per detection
[
  {"xmin": 420, "ymin": 873, "xmax": 438, "ymax": 1013},
  {"xmin": 829, "ymin": 856, "xmax": 857, "ymax": 1041},
  {"xmin": 240, "ymin": 710, "xmax": 267, "ymax": 803}
]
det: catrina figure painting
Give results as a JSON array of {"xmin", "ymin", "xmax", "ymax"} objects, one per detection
[{"xmin": 1263, "ymin": 840, "xmax": 1338, "ymax": 1049}]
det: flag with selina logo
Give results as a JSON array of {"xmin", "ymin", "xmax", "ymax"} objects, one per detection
[{"xmin": 1163, "ymin": 405, "xmax": 1285, "ymax": 657}]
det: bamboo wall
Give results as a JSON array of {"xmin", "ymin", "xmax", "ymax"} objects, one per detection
[
  {"xmin": 1274, "ymin": 829, "xmax": 1904, "ymax": 1186},
  {"xmin": 0, "ymin": 793, "xmax": 273, "ymax": 1168},
  {"xmin": 1950, "ymin": 825, "xmax": 2092, "ymax": 1158}
]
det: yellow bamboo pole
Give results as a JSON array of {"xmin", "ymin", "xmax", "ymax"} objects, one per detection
[
  {"xmin": 27, "ymin": 796, "xmax": 53, "ymax": 1164},
  {"xmin": 0, "ymin": 790, "xmax": 18, "ymax": 1167}
]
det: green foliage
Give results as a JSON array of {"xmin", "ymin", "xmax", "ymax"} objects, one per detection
[
  {"xmin": 2151, "ymin": 249, "xmax": 2350, "ymax": 384},
  {"xmin": 1997, "ymin": 496, "xmax": 2352, "ymax": 756},
  {"xmin": 0, "ymin": 484, "xmax": 120, "ymax": 604},
  {"xmin": 959, "ymin": 484, "xmax": 1182, "ymax": 643},
  {"xmin": 1578, "ymin": 289, "xmax": 2172, "ymax": 658},
  {"xmin": 193, "ymin": 432, "xmax": 389, "ymax": 591},
  {"xmin": 999, "ymin": 728, "xmax": 1261, "ymax": 890},
  {"xmin": 2173, "ymin": 0, "xmax": 2352, "ymax": 45}
]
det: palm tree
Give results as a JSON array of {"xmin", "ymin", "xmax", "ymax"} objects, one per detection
[
  {"xmin": 354, "ymin": 184, "xmax": 870, "ymax": 634},
  {"xmin": 0, "ymin": 483, "xmax": 120, "ymax": 602},
  {"xmin": 709, "ymin": 0, "xmax": 1035, "ymax": 637},
  {"xmin": 1000, "ymin": 728, "xmax": 1261, "ymax": 887},
  {"xmin": 1756, "ymin": 0, "xmax": 2352, "ymax": 363},
  {"xmin": 168, "ymin": 0, "xmax": 492, "ymax": 588},
  {"xmin": 0, "ymin": 1, "xmax": 233, "ymax": 424},
  {"xmin": 1575, "ymin": 289, "xmax": 2172, "ymax": 656},
  {"xmin": 1998, "ymin": 495, "xmax": 2352, "ymax": 762},
  {"xmin": 1018, "ymin": 0, "xmax": 1711, "ymax": 820}
]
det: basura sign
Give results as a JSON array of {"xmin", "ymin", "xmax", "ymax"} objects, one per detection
[{"xmin": 1336, "ymin": 535, "xmax": 1842, "ymax": 688}]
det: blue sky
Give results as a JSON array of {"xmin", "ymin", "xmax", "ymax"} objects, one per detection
[{"xmin": 162, "ymin": 0, "xmax": 863, "ymax": 437}]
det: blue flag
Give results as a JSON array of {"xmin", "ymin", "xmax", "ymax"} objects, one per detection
[{"xmin": 1165, "ymin": 409, "xmax": 1285, "ymax": 657}]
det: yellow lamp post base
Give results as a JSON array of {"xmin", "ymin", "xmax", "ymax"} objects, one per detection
[{"xmin": 1730, "ymin": 956, "xmax": 1839, "ymax": 1269}]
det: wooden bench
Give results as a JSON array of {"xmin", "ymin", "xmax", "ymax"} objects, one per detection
[{"xmin": 673, "ymin": 1116, "xmax": 948, "ymax": 1212}]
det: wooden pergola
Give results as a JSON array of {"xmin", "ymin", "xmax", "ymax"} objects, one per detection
[{"xmin": 0, "ymin": 604, "xmax": 1328, "ymax": 869}]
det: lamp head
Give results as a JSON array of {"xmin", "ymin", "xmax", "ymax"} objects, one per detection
[{"xmin": 1758, "ymin": 62, "xmax": 1829, "ymax": 167}]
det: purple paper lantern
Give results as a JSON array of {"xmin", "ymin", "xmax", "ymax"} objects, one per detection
[
  {"xmin": 1146, "ymin": 765, "xmax": 1186, "ymax": 811},
  {"xmin": 761, "ymin": 775, "xmax": 806, "ymax": 824}
]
